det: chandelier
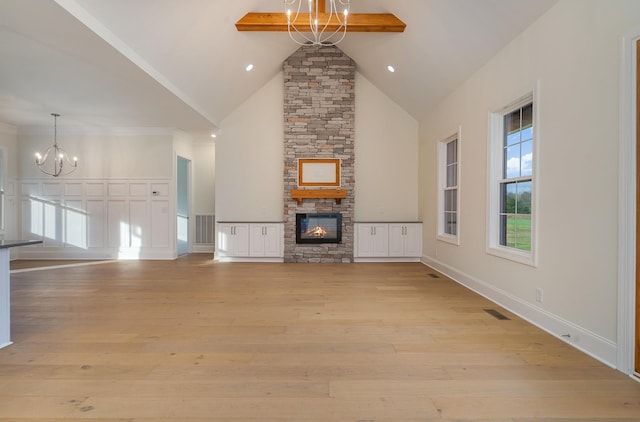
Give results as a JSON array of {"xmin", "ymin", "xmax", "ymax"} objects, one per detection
[
  {"xmin": 35, "ymin": 113, "xmax": 78, "ymax": 177},
  {"xmin": 284, "ymin": 0, "xmax": 350, "ymax": 46}
]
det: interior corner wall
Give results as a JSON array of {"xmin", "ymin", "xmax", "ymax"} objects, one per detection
[
  {"xmin": 354, "ymin": 73, "xmax": 418, "ymax": 222},
  {"xmin": 216, "ymin": 72, "xmax": 285, "ymax": 223},
  {"xmin": 418, "ymin": 0, "xmax": 640, "ymax": 367},
  {"xmin": 192, "ymin": 142, "xmax": 215, "ymax": 215}
]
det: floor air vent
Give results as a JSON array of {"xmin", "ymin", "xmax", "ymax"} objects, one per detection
[
  {"xmin": 427, "ymin": 273, "xmax": 440, "ymax": 278},
  {"xmin": 484, "ymin": 309, "xmax": 510, "ymax": 320}
]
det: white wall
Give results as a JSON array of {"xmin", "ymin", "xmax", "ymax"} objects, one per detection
[
  {"xmin": 216, "ymin": 72, "xmax": 285, "ymax": 222},
  {"xmin": 355, "ymin": 73, "xmax": 419, "ymax": 221},
  {"xmin": 419, "ymin": 0, "xmax": 640, "ymax": 367},
  {"xmin": 18, "ymin": 127, "xmax": 173, "ymax": 179},
  {"xmin": 216, "ymin": 71, "xmax": 420, "ymax": 224},
  {"xmin": 192, "ymin": 141, "xmax": 215, "ymax": 215}
]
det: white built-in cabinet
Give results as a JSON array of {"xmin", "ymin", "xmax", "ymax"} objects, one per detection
[
  {"xmin": 217, "ymin": 223, "xmax": 250, "ymax": 257},
  {"xmin": 216, "ymin": 222, "xmax": 283, "ymax": 261},
  {"xmin": 354, "ymin": 222, "xmax": 422, "ymax": 262},
  {"xmin": 388, "ymin": 223, "xmax": 422, "ymax": 258},
  {"xmin": 355, "ymin": 223, "xmax": 389, "ymax": 257},
  {"xmin": 249, "ymin": 223, "xmax": 282, "ymax": 257}
]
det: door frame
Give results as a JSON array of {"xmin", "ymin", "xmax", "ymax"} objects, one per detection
[
  {"xmin": 176, "ymin": 155, "xmax": 191, "ymax": 256},
  {"xmin": 635, "ymin": 38, "xmax": 640, "ymax": 375},
  {"xmin": 619, "ymin": 30, "xmax": 640, "ymax": 377}
]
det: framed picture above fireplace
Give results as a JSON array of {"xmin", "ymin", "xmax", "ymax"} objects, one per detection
[{"xmin": 298, "ymin": 158, "xmax": 340, "ymax": 187}]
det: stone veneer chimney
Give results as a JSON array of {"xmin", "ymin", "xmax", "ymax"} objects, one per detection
[{"xmin": 283, "ymin": 45, "xmax": 355, "ymax": 263}]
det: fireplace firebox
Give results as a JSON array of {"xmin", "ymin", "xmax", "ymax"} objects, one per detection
[{"xmin": 296, "ymin": 213, "xmax": 342, "ymax": 244}]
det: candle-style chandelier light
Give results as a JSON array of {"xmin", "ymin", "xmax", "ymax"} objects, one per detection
[
  {"xmin": 284, "ymin": 0, "xmax": 350, "ymax": 46},
  {"xmin": 35, "ymin": 113, "xmax": 78, "ymax": 177}
]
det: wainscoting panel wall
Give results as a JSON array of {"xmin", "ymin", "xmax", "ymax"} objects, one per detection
[{"xmin": 17, "ymin": 178, "xmax": 173, "ymax": 260}]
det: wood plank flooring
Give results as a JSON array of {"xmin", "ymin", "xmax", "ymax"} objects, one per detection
[{"xmin": 1, "ymin": 255, "xmax": 639, "ymax": 421}]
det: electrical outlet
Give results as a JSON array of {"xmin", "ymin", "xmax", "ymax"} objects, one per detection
[{"xmin": 535, "ymin": 288, "xmax": 543, "ymax": 303}]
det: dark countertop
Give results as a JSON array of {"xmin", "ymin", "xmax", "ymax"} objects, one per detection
[
  {"xmin": 0, "ymin": 240, "xmax": 43, "ymax": 249},
  {"xmin": 354, "ymin": 221, "xmax": 423, "ymax": 224},
  {"xmin": 217, "ymin": 222, "xmax": 284, "ymax": 224}
]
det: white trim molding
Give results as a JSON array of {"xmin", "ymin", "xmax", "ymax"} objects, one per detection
[
  {"xmin": 436, "ymin": 126, "xmax": 462, "ymax": 245},
  {"xmin": 16, "ymin": 177, "xmax": 175, "ymax": 260},
  {"xmin": 423, "ymin": 256, "xmax": 618, "ymax": 368},
  {"xmin": 486, "ymin": 86, "xmax": 540, "ymax": 267},
  {"xmin": 618, "ymin": 28, "xmax": 640, "ymax": 376}
]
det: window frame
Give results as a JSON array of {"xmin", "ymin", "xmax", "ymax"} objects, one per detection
[
  {"xmin": 437, "ymin": 127, "xmax": 461, "ymax": 245},
  {"xmin": 0, "ymin": 148, "xmax": 4, "ymax": 232},
  {"xmin": 487, "ymin": 90, "xmax": 539, "ymax": 266}
]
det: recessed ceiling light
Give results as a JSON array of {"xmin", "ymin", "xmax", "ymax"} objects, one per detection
[
  {"xmin": 211, "ymin": 133, "xmax": 217, "ymax": 138},
  {"xmin": 246, "ymin": 64, "xmax": 254, "ymax": 72},
  {"xmin": 387, "ymin": 65, "xmax": 395, "ymax": 73}
]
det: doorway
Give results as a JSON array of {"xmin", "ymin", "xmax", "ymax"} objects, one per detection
[{"xmin": 177, "ymin": 156, "xmax": 191, "ymax": 256}]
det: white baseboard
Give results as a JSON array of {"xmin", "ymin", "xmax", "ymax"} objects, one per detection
[
  {"xmin": 16, "ymin": 248, "xmax": 175, "ymax": 260},
  {"xmin": 192, "ymin": 244, "xmax": 215, "ymax": 253},
  {"xmin": 353, "ymin": 257, "xmax": 421, "ymax": 263},
  {"xmin": 421, "ymin": 255, "xmax": 618, "ymax": 369},
  {"xmin": 214, "ymin": 253, "xmax": 284, "ymax": 263}
]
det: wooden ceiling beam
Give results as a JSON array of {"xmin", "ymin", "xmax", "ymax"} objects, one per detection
[{"xmin": 235, "ymin": 12, "xmax": 406, "ymax": 33}]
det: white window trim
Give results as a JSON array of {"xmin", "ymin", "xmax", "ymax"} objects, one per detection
[
  {"xmin": 617, "ymin": 28, "xmax": 639, "ymax": 376},
  {"xmin": 486, "ymin": 88, "xmax": 539, "ymax": 266},
  {"xmin": 437, "ymin": 127, "xmax": 461, "ymax": 245},
  {"xmin": 0, "ymin": 148, "xmax": 4, "ymax": 233}
]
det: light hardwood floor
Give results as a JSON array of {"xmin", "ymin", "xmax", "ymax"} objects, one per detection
[{"xmin": 1, "ymin": 255, "xmax": 639, "ymax": 421}]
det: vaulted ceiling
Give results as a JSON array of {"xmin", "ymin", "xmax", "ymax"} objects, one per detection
[{"xmin": 0, "ymin": 0, "xmax": 558, "ymax": 139}]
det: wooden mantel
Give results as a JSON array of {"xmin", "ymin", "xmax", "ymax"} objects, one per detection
[{"xmin": 291, "ymin": 189, "xmax": 347, "ymax": 205}]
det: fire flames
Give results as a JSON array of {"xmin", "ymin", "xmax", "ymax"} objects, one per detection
[{"xmin": 307, "ymin": 226, "xmax": 327, "ymax": 237}]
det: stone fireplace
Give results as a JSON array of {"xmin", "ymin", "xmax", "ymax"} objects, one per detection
[{"xmin": 283, "ymin": 45, "xmax": 355, "ymax": 263}]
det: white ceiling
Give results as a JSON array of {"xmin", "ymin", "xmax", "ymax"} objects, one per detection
[{"xmin": 0, "ymin": 0, "xmax": 558, "ymax": 137}]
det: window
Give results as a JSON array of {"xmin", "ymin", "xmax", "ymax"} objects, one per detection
[
  {"xmin": 437, "ymin": 130, "xmax": 460, "ymax": 244},
  {"xmin": 488, "ymin": 92, "xmax": 537, "ymax": 265}
]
